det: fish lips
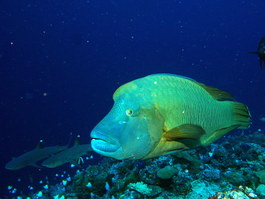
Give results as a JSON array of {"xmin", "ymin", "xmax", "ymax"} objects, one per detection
[{"xmin": 91, "ymin": 130, "xmax": 121, "ymax": 154}]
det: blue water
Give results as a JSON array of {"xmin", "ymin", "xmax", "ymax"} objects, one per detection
[{"xmin": 0, "ymin": 0, "xmax": 265, "ymax": 197}]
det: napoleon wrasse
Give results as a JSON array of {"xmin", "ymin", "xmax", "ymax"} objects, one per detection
[{"xmin": 91, "ymin": 74, "xmax": 251, "ymax": 160}]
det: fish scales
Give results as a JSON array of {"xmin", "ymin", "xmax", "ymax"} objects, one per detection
[{"xmin": 134, "ymin": 75, "xmax": 232, "ymax": 134}]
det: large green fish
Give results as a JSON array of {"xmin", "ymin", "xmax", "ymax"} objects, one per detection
[{"xmin": 91, "ymin": 74, "xmax": 250, "ymax": 160}]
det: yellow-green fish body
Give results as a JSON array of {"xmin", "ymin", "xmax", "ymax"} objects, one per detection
[{"xmin": 91, "ymin": 74, "xmax": 250, "ymax": 160}]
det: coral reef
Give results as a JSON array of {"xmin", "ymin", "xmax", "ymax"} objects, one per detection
[
  {"xmin": 208, "ymin": 186, "xmax": 258, "ymax": 199},
  {"xmin": 5, "ymin": 130, "xmax": 265, "ymax": 199}
]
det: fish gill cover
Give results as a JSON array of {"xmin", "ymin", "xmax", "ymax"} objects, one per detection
[{"xmin": 0, "ymin": 0, "xmax": 265, "ymax": 198}]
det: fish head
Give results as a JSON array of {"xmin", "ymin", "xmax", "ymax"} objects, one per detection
[
  {"xmin": 91, "ymin": 83, "xmax": 164, "ymax": 160},
  {"xmin": 5, "ymin": 158, "xmax": 21, "ymax": 170}
]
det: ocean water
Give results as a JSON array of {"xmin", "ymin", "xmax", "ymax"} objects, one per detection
[{"xmin": 0, "ymin": 0, "xmax": 265, "ymax": 198}]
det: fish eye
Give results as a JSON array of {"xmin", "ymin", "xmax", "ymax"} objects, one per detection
[{"xmin": 126, "ymin": 109, "xmax": 133, "ymax": 116}]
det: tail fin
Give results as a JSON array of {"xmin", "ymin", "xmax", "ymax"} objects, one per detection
[
  {"xmin": 200, "ymin": 102, "xmax": 251, "ymax": 146},
  {"xmin": 232, "ymin": 102, "xmax": 251, "ymax": 129}
]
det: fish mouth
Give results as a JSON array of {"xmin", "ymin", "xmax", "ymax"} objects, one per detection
[{"xmin": 91, "ymin": 131, "xmax": 120, "ymax": 153}]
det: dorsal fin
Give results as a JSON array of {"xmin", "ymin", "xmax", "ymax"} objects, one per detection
[
  {"xmin": 74, "ymin": 135, "xmax": 81, "ymax": 146},
  {"xmin": 249, "ymin": 51, "xmax": 259, "ymax": 54},
  {"xmin": 196, "ymin": 82, "xmax": 234, "ymax": 101},
  {"xmin": 36, "ymin": 140, "xmax": 44, "ymax": 149}
]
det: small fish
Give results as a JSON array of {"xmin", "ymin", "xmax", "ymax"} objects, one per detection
[
  {"xmin": 41, "ymin": 139, "xmax": 92, "ymax": 168},
  {"xmin": 250, "ymin": 36, "xmax": 265, "ymax": 68},
  {"xmin": 5, "ymin": 141, "xmax": 67, "ymax": 170},
  {"xmin": 91, "ymin": 74, "xmax": 251, "ymax": 160}
]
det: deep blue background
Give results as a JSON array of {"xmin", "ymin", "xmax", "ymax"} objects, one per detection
[{"xmin": 1, "ymin": 0, "xmax": 265, "ymax": 197}]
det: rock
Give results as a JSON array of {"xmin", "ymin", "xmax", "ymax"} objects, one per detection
[
  {"xmin": 256, "ymin": 184, "xmax": 265, "ymax": 196},
  {"xmin": 186, "ymin": 179, "xmax": 220, "ymax": 199},
  {"xmin": 256, "ymin": 170, "xmax": 265, "ymax": 184},
  {"xmin": 157, "ymin": 166, "xmax": 177, "ymax": 179}
]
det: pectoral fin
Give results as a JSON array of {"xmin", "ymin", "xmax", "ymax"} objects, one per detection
[
  {"xmin": 164, "ymin": 124, "xmax": 205, "ymax": 140},
  {"xmin": 164, "ymin": 124, "xmax": 205, "ymax": 148},
  {"xmin": 30, "ymin": 162, "xmax": 42, "ymax": 168}
]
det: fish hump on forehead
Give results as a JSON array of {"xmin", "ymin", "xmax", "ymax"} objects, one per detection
[
  {"xmin": 113, "ymin": 82, "xmax": 137, "ymax": 100},
  {"xmin": 149, "ymin": 73, "xmax": 234, "ymax": 101}
]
